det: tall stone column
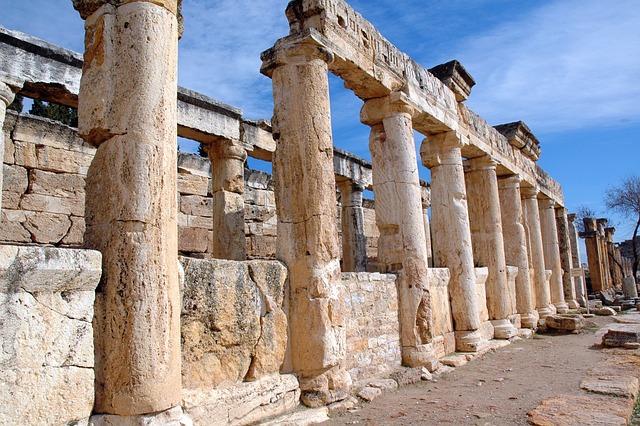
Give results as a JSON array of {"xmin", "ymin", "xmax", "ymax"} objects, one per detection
[
  {"xmin": 567, "ymin": 214, "xmax": 587, "ymax": 306},
  {"xmin": 421, "ymin": 131, "xmax": 487, "ymax": 352},
  {"xmin": 260, "ymin": 36, "xmax": 350, "ymax": 406},
  {"xmin": 598, "ymin": 219, "xmax": 612, "ymax": 290},
  {"xmin": 361, "ymin": 94, "xmax": 437, "ymax": 368},
  {"xmin": 0, "ymin": 82, "xmax": 17, "ymax": 214},
  {"xmin": 73, "ymin": 0, "xmax": 182, "ymax": 418},
  {"xmin": 556, "ymin": 207, "xmax": 579, "ymax": 308},
  {"xmin": 498, "ymin": 175, "xmax": 538, "ymax": 328},
  {"xmin": 209, "ymin": 139, "xmax": 247, "ymax": 260},
  {"xmin": 583, "ymin": 218, "xmax": 605, "ymax": 292},
  {"xmin": 539, "ymin": 198, "xmax": 569, "ymax": 313},
  {"xmin": 465, "ymin": 156, "xmax": 517, "ymax": 339},
  {"xmin": 337, "ymin": 179, "xmax": 367, "ymax": 272},
  {"xmin": 521, "ymin": 188, "xmax": 554, "ymax": 317},
  {"xmin": 421, "ymin": 185, "xmax": 433, "ymax": 267}
]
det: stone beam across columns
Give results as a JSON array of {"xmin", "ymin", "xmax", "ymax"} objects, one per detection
[
  {"xmin": 465, "ymin": 155, "xmax": 517, "ymax": 339},
  {"xmin": 73, "ymin": 0, "xmax": 183, "ymax": 418},
  {"xmin": 556, "ymin": 207, "xmax": 579, "ymax": 309},
  {"xmin": 498, "ymin": 175, "xmax": 538, "ymax": 328},
  {"xmin": 0, "ymin": 81, "xmax": 17, "ymax": 214},
  {"xmin": 421, "ymin": 131, "xmax": 488, "ymax": 352},
  {"xmin": 208, "ymin": 138, "xmax": 247, "ymax": 260},
  {"xmin": 260, "ymin": 34, "xmax": 350, "ymax": 407},
  {"xmin": 567, "ymin": 214, "xmax": 587, "ymax": 307},
  {"xmin": 539, "ymin": 197, "xmax": 569, "ymax": 313},
  {"xmin": 361, "ymin": 93, "xmax": 438, "ymax": 368},
  {"xmin": 521, "ymin": 187, "xmax": 554, "ymax": 318},
  {"xmin": 337, "ymin": 179, "xmax": 367, "ymax": 272}
]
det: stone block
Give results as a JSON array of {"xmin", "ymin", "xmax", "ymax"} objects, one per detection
[
  {"xmin": 182, "ymin": 374, "xmax": 300, "ymax": 426},
  {"xmin": 597, "ymin": 307, "xmax": 617, "ymax": 316},
  {"xmin": 90, "ymin": 406, "xmax": 191, "ymax": 426},
  {"xmin": 29, "ymin": 169, "xmax": 86, "ymax": 198},
  {"xmin": 545, "ymin": 314, "xmax": 586, "ymax": 331},
  {"xmin": 180, "ymin": 195, "xmax": 213, "ymax": 217},
  {"xmin": 178, "ymin": 172, "xmax": 209, "ymax": 196},
  {"xmin": 602, "ymin": 324, "xmax": 640, "ymax": 347},
  {"xmin": 440, "ymin": 354, "xmax": 468, "ymax": 367},
  {"xmin": 580, "ymin": 376, "xmax": 640, "ymax": 399},
  {"xmin": 2, "ymin": 191, "xmax": 20, "ymax": 209},
  {"xmin": 21, "ymin": 193, "xmax": 85, "ymax": 216},
  {"xmin": 2, "ymin": 164, "xmax": 28, "ymax": 193},
  {"xmin": 35, "ymin": 145, "xmax": 93, "ymax": 175},
  {"xmin": 527, "ymin": 394, "xmax": 631, "ymax": 426},
  {"xmin": 179, "ymin": 226, "xmax": 210, "ymax": 253},
  {"xmin": 368, "ymin": 379, "xmax": 397, "ymax": 391},
  {"xmin": 389, "ymin": 367, "xmax": 422, "ymax": 386},
  {"xmin": 13, "ymin": 140, "xmax": 37, "ymax": 168},
  {"xmin": 0, "ymin": 210, "xmax": 31, "ymax": 243},
  {"xmin": 23, "ymin": 211, "xmax": 71, "ymax": 244},
  {"xmin": 357, "ymin": 386, "xmax": 382, "ymax": 402},
  {"xmin": 61, "ymin": 216, "xmax": 86, "ymax": 246}
]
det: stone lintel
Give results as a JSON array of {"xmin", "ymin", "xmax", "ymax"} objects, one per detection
[
  {"xmin": 494, "ymin": 121, "xmax": 541, "ymax": 161},
  {"xmin": 260, "ymin": 29, "xmax": 334, "ymax": 78},
  {"xmin": 333, "ymin": 147, "xmax": 372, "ymax": 188},
  {"xmin": 241, "ymin": 119, "xmax": 275, "ymax": 162},
  {"xmin": 72, "ymin": 0, "xmax": 181, "ymax": 20},
  {"xmin": 428, "ymin": 60, "xmax": 475, "ymax": 102}
]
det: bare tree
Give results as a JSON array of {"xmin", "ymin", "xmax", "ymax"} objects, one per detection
[
  {"xmin": 575, "ymin": 204, "xmax": 598, "ymax": 233},
  {"xmin": 605, "ymin": 175, "xmax": 640, "ymax": 279}
]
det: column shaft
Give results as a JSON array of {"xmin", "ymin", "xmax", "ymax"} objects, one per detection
[
  {"xmin": 567, "ymin": 214, "xmax": 587, "ymax": 306},
  {"xmin": 0, "ymin": 82, "xmax": 16, "ymax": 214},
  {"xmin": 74, "ymin": 0, "xmax": 181, "ymax": 415},
  {"xmin": 556, "ymin": 207, "xmax": 579, "ymax": 308},
  {"xmin": 262, "ymin": 38, "xmax": 349, "ymax": 406},
  {"xmin": 209, "ymin": 139, "xmax": 247, "ymax": 260},
  {"xmin": 362, "ymin": 95, "xmax": 436, "ymax": 367},
  {"xmin": 465, "ymin": 156, "xmax": 516, "ymax": 338},
  {"xmin": 421, "ymin": 186, "xmax": 433, "ymax": 267},
  {"xmin": 539, "ymin": 198, "xmax": 569, "ymax": 313},
  {"xmin": 498, "ymin": 175, "xmax": 538, "ymax": 328},
  {"xmin": 421, "ymin": 131, "xmax": 487, "ymax": 352},
  {"xmin": 337, "ymin": 180, "xmax": 367, "ymax": 272},
  {"xmin": 521, "ymin": 188, "xmax": 554, "ymax": 317}
]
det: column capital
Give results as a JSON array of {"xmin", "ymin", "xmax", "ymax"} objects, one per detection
[
  {"xmin": 520, "ymin": 186, "xmax": 539, "ymax": 200},
  {"xmin": 567, "ymin": 213, "xmax": 577, "ymax": 223},
  {"xmin": 337, "ymin": 178, "xmax": 366, "ymax": 194},
  {"xmin": 538, "ymin": 197, "xmax": 555, "ymax": 210},
  {"xmin": 498, "ymin": 174, "xmax": 522, "ymax": 190},
  {"xmin": 260, "ymin": 30, "xmax": 334, "ymax": 78},
  {"xmin": 0, "ymin": 81, "xmax": 17, "ymax": 107},
  {"xmin": 209, "ymin": 138, "xmax": 247, "ymax": 162},
  {"xmin": 72, "ymin": 0, "xmax": 181, "ymax": 20},
  {"xmin": 464, "ymin": 155, "xmax": 498, "ymax": 172},
  {"xmin": 420, "ymin": 185, "xmax": 431, "ymax": 209},
  {"xmin": 554, "ymin": 205, "xmax": 568, "ymax": 217},
  {"xmin": 360, "ymin": 91, "xmax": 415, "ymax": 125},
  {"xmin": 420, "ymin": 131, "xmax": 466, "ymax": 168}
]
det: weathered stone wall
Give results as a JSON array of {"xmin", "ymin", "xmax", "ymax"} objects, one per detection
[
  {"xmin": 342, "ymin": 272, "xmax": 401, "ymax": 385},
  {"xmin": 0, "ymin": 245, "xmax": 101, "ymax": 425}
]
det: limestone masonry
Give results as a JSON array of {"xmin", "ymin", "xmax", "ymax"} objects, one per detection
[{"xmin": 0, "ymin": 0, "xmax": 636, "ymax": 424}]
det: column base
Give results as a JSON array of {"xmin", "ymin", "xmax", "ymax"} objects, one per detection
[
  {"xmin": 402, "ymin": 344, "xmax": 440, "ymax": 372},
  {"xmin": 299, "ymin": 366, "xmax": 352, "ymax": 408},
  {"xmin": 454, "ymin": 330, "xmax": 489, "ymax": 352},
  {"xmin": 537, "ymin": 305, "xmax": 555, "ymax": 319},
  {"xmin": 491, "ymin": 319, "xmax": 518, "ymax": 339},
  {"xmin": 553, "ymin": 301, "xmax": 569, "ymax": 314},
  {"xmin": 520, "ymin": 311, "xmax": 539, "ymax": 329},
  {"xmin": 566, "ymin": 299, "xmax": 580, "ymax": 309},
  {"xmin": 90, "ymin": 406, "xmax": 192, "ymax": 426}
]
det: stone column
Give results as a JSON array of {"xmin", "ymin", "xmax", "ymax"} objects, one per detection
[
  {"xmin": 567, "ymin": 214, "xmax": 587, "ymax": 306},
  {"xmin": 498, "ymin": 175, "xmax": 538, "ymax": 328},
  {"xmin": 556, "ymin": 207, "xmax": 579, "ymax": 309},
  {"xmin": 209, "ymin": 139, "xmax": 247, "ymax": 260},
  {"xmin": 598, "ymin": 219, "xmax": 612, "ymax": 290},
  {"xmin": 337, "ymin": 179, "xmax": 367, "ymax": 272},
  {"xmin": 465, "ymin": 156, "xmax": 517, "ymax": 339},
  {"xmin": 583, "ymin": 218, "xmax": 605, "ymax": 292},
  {"xmin": 421, "ymin": 131, "xmax": 487, "ymax": 352},
  {"xmin": 73, "ymin": 0, "xmax": 182, "ymax": 418},
  {"xmin": 0, "ymin": 82, "xmax": 17, "ymax": 214},
  {"xmin": 539, "ymin": 198, "xmax": 569, "ymax": 313},
  {"xmin": 521, "ymin": 187, "xmax": 554, "ymax": 317},
  {"xmin": 361, "ymin": 94, "xmax": 437, "ymax": 368},
  {"xmin": 260, "ymin": 36, "xmax": 350, "ymax": 406},
  {"xmin": 421, "ymin": 185, "xmax": 433, "ymax": 267}
]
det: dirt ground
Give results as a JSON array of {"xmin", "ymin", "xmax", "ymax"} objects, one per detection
[{"xmin": 324, "ymin": 316, "xmax": 619, "ymax": 426}]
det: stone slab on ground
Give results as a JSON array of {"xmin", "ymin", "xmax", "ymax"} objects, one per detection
[
  {"xmin": 545, "ymin": 314, "xmax": 586, "ymax": 331},
  {"xmin": 357, "ymin": 386, "xmax": 382, "ymax": 402},
  {"xmin": 440, "ymin": 354, "xmax": 468, "ymax": 367},
  {"xmin": 580, "ymin": 375, "xmax": 640, "ymax": 399},
  {"xmin": 527, "ymin": 393, "xmax": 632, "ymax": 426},
  {"xmin": 614, "ymin": 313, "xmax": 640, "ymax": 324},
  {"xmin": 368, "ymin": 379, "xmax": 397, "ymax": 391},
  {"xmin": 261, "ymin": 407, "xmax": 329, "ymax": 426},
  {"xmin": 602, "ymin": 323, "xmax": 640, "ymax": 347},
  {"xmin": 389, "ymin": 368, "xmax": 422, "ymax": 386}
]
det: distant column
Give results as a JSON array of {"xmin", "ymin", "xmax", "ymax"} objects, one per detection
[
  {"xmin": 261, "ymin": 36, "xmax": 350, "ymax": 407},
  {"xmin": 73, "ymin": 0, "xmax": 182, "ymax": 416},
  {"xmin": 539, "ymin": 198, "xmax": 569, "ymax": 313},
  {"xmin": 521, "ymin": 187, "xmax": 554, "ymax": 317},
  {"xmin": 361, "ymin": 94, "xmax": 437, "ymax": 368},
  {"xmin": 583, "ymin": 218, "xmax": 605, "ymax": 292},
  {"xmin": 556, "ymin": 207, "xmax": 579, "ymax": 308},
  {"xmin": 498, "ymin": 175, "xmax": 538, "ymax": 328},
  {"xmin": 567, "ymin": 214, "xmax": 587, "ymax": 306},
  {"xmin": 209, "ymin": 139, "xmax": 247, "ymax": 260},
  {"xmin": 337, "ymin": 179, "xmax": 367, "ymax": 272},
  {"xmin": 465, "ymin": 156, "xmax": 517, "ymax": 339},
  {"xmin": 421, "ymin": 131, "xmax": 487, "ymax": 352},
  {"xmin": 597, "ymin": 219, "xmax": 612, "ymax": 290},
  {"xmin": 0, "ymin": 82, "xmax": 17, "ymax": 213},
  {"xmin": 420, "ymin": 185, "xmax": 433, "ymax": 267}
]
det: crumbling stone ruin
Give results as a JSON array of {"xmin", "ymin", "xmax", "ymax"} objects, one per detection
[{"xmin": 1, "ymin": 0, "xmax": 635, "ymax": 424}]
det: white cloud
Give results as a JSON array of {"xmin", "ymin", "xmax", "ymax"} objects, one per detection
[{"xmin": 455, "ymin": 0, "xmax": 640, "ymax": 132}]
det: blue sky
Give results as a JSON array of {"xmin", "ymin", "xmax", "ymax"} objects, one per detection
[{"xmin": 2, "ymin": 0, "xmax": 639, "ymax": 242}]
